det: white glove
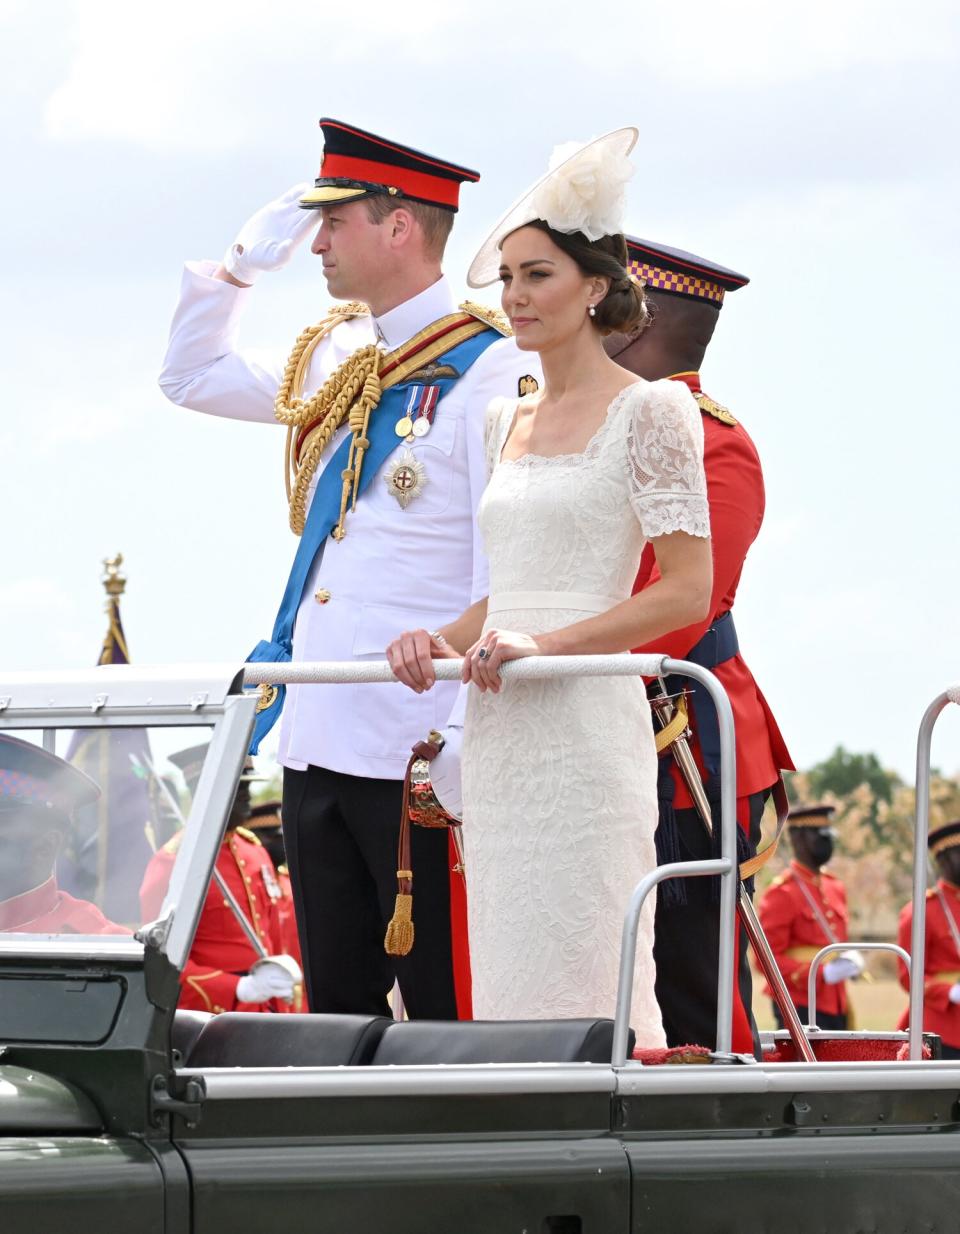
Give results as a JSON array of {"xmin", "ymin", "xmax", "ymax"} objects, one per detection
[
  {"xmin": 235, "ymin": 954, "xmax": 302, "ymax": 1004},
  {"xmin": 948, "ymin": 982, "xmax": 960, "ymax": 1005},
  {"xmin": 430, "ymin": 725, "xmax": 464, "ymax": 821},
  {"xmin": 223, "ymin": 183, "xmax": 317, "ymax": 285},
  {"xmin": 823, "ymin": 956, "xmax": 862, "ymax": 985}
]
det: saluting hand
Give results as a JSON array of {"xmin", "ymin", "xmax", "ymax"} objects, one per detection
[{"xmin": 221, "ymin": 183, "xmax": 317, "ymax": 286}]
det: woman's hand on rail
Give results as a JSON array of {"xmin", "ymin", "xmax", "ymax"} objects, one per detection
[
  {"xmin": 386, "ymin": 629, "xmax": 458, "ymax": 692},
  {"xmin": 462, "ymin": 629, "xmax": 543, "ymax": 693}
]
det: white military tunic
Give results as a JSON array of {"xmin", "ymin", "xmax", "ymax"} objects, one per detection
[{"xmin": 160, "ymin": 266, "xmax": 540, "ymax": 779}]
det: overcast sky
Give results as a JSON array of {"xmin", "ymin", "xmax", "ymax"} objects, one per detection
[{"xmin": 1, "ymin": 0, "xmax": 958, "ymax": 780}]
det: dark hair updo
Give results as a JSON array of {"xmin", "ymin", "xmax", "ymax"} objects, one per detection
[{"xmin": 524, "ymin": 219, "xmax": 649, "ymax": 337}]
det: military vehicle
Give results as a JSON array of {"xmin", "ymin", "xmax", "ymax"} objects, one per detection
[{"xmin": 1, "ymin": 658, "xmax": 959, "ymax": 1234}]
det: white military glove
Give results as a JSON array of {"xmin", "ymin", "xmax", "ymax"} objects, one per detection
[
  {"xmin": 949, "ymin": 982, "xmax": 960, "ymax": 1005},
  {"xmin": 823, "ymin": 954, "xmax": 863, "ymax": 985},
  {"xmin": 430, "ymin": 725, "xmax": 464, "ymax": 821},
  {"xmin": 235, "ymin": 954, "xmax": 302, "ymax": 1005},
  {"xmin": 223, "ymin": 183, "xmax": 317, "ymax": 285}
]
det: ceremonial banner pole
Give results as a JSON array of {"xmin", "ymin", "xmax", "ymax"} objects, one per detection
[{"xmin": 651, "ymin": 680, "xmax": 816, "ymax": 1063}]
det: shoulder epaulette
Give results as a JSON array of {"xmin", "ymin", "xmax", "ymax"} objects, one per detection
[
  {"xmin": 769, "ymin": 872, "xmax": 788, "ymax": 887},
  {"xmin": 460, "ymin": 299, "xmax": 512, "ymax": 337},
  {"xmin": 161, "ymin": 829, "xmax": 185, "ymax": 855},
  {"xmin": 695, "ymin": 391, "xmax": 737, "ymax": 426},
  {"xmin": 278, "ymin": 863, "xmax": 289, "ymax": 877},
  {"xmin": 324, "ymin": 300, "xmax": 370, "ymax": 320},
  {"xmin": 927, "ymin": 887, "xmax": 939, "ymax": 899},
  {"xmin": 234, "ymin": 825, "xmax": 262, "ymax": 846}
]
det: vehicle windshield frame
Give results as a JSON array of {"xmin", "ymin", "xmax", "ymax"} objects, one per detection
[{"xmin": 0, "ymin": 664, "xmax": 256, "ymax": 970}]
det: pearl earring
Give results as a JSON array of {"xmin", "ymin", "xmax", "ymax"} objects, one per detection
[{"xmin": 588, "ymin": 305, "xmax": 596, "ymax": 318}]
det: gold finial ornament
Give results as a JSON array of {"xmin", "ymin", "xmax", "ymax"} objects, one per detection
[{"xmin": 102, "ymin": 553, "xmax": 127, "ymax": 599}]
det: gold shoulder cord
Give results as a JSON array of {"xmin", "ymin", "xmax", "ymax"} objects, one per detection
[
  {"xmin": 274, "ymin": 302, "xmax": 376, "ymax": 536},
  {"xmin": 276, "ymin": 301, "xmax": 507, "ymax": 539}
]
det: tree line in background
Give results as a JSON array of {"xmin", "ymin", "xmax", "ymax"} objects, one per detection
[{"xmin": 761, "ymin": 747, "xmax": 960, "ymax": 939}]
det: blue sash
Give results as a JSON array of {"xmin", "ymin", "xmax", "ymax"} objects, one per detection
[{"xmin": 247, "ymin": 324, "xmax": 501, "ymax": 753}]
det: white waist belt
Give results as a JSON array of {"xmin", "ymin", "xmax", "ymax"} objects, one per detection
[{"xmin": 487, "ymin": 589, "xmax": 623, "ymax": 617}]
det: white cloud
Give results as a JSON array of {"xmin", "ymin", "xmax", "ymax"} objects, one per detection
[
  {"xmin": 41, "ymin": 0, "xmax": 957, "ymax": 150},
  {"xmin": 0, "ymin": 577, "xmax": 72, "ymax": 612}
]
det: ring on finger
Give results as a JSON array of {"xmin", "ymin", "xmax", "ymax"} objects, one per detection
[{"xmin": 477, "ymin": 646, "xmax": 490, "ymax": 661}]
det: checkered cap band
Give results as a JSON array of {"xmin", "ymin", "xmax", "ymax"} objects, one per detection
[
  {"xmin": 628, "ymin": 260, "xmax": 725, "ymax": 305},
  {"xmin": 0, "ymin": 769, "xmax": 59, "ymax": 810}
]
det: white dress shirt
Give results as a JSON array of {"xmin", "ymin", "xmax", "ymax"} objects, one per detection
[{"xmin": 160, "ymin": 264, "xmax": 541, "ymax": 779}]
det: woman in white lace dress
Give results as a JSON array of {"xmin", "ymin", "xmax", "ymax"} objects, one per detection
[{"xmin": 387, "ymin": 131, "xmax": 711, "ymax": 1044}]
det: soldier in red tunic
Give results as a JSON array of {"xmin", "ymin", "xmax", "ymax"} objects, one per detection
[
  {"xmin": 606, "ymin": 238, "xmax": 793, "ymax": 1054},
  {"xmin": 758, "ymin": 804, "xmax": 862, "ymax": 1029},
  {"xmin": 897, "ymin": 819, "xmax": 960, "ymax": 1059},
  {"xmin": 139, "ymin": 746, "xmax": 302, "ymax": 1014},
  {"xmin": 0, "ymin": 734, "xmax": 128, "ymax": 936},
  {"xmin": 245, "ymin": 798, "xmax": 304, "ymax": 978}
]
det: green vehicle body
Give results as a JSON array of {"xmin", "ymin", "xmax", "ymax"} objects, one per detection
[{"xmin": 2, "ymin": 666, "xmax": 959, "ymax": 1234}]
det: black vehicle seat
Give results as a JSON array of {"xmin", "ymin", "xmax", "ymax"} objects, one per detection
[
  {"xmin": 171, "ymin": 1010, "xmax": 214, "ymax": 1065},
  {"xmin": 186, "ymin": 1012, "xmax": 392, "ymax": 1068},
  {"xmin": 371, "ymin": 1018, "xmax": 632, "ymax": 1066}
]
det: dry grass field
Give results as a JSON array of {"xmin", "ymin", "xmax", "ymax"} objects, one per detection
[{"xmin": 752, "ymin": 971, "xmax": 908, "ymax": 1032}]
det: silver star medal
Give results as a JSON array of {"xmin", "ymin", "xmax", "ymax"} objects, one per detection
[{"xmin": 385, "ymin": 449, "xmax": 427, "ymax": 509}]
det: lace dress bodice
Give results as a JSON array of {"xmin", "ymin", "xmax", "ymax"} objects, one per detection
[
  {"xmin": 480, "ymin": 379, "xmax": 709, "ymax": 606},
  {"xmin": 461, "ymin": 378, "xmax": 709, "ymax": 1036}
]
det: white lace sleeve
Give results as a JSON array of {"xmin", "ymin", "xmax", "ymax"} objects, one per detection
[
  {"xmin": 626, "ymin": 379, "xmax": 710, "ymax": 539},
  {"xmin": 483, "ymin": 396, "xmax": 515, "ymax": 478}
]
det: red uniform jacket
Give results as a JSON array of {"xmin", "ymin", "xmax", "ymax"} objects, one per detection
[
  {"xmin": 140, "ymin": 826, "xmax": 295, "ymax": 1014},
  {"xmin": 633, "ymin": 374, "xmax": 793, "ymax": 814},
  {"xmin": 897, "ymin": 880, "xmax": 960, "ymax": 1049},
  {"xmin": 0, "ymin": 877, "xmax": 129, "ymax": 934},
  {"xmin": 757, "ymin": 861, "xmax": 850, "ymax": 1016}
]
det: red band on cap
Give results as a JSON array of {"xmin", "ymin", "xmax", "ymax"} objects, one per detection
[{"xmin": 319, "ymin": 153, "xmax": 462, "ymax": 209}]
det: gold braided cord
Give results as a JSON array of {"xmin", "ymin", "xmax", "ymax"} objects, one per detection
[
  {"xmin": 286, "ymin": 345, "xmax": 382, "ymax": 535},
  {"xmin": 278, "ymin": 307, "xmax": 495, "ymax": 538}
]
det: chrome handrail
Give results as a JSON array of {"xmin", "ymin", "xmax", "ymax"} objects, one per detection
[
  {"xmin": 242, "ymin": 654, "xmax": 740, "ymax": 1067},
  {"xmin": 908, "ymin": 685, "xmax": 960, "ymax": 1059},
  {"xmin": 806, "ymin": 942, "xmax": 911, "ymax": 1028}
]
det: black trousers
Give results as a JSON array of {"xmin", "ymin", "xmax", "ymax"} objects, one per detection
[
  {"xmin": 653, "ymin": 791, "xmax": 765, "ymax": 1057},
  {"xmin": 775, "ymin": 1005, "xmax": 848, "ymax": 1032},
  {"xmin": 281, "ymin": 765, "xmax": 457, "ymax": 1020}
]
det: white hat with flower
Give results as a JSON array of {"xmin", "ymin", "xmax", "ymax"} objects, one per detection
[{"xmin": 466, "ymin": 127, "xmax": 638, "ymax": 288}]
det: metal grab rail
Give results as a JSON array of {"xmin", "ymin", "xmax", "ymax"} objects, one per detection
[
  {"xmin": 243, "ymin": 654, "xmax": 740, "ymax": 1066},
  {"xmin": 612, "ymin": 859, "xmax": 732, "ymax": 1066},
  {"xmin": 908, "ymin": 685, "xmax": 960, "ymax": 1060},
  {"xmin": 242, "ymin": 653, "xmax": 673, "ymax": 685},
  {"xmin": 806, "ymin": 942, "xmax": 911, "ymax": 1028}
]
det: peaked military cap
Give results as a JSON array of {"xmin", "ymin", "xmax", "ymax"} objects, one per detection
[
  {"xmin": 625, "ymin": 237, "xmax": 749, "ymax": 309},
  {"xmin": 0, "ymin": 733, "xmax": 100, "ymax": 819},
  {"xmin": 170, "ymin": 744, "xmax": 263, "ymax": 794},
  {"xmin": 246, "ymin": 799, "xmax": 282, "ymax": 831},
  {"xmin": 788, "ymin": 802, "xmax": 837, "ymax": 830},
  {"xmin": 928, "ymin": 819, "xmax": 960, "ymax": 857},
  {"xmin": 300, "ymin": 118, "xmax": 480, "ymax": 213}
]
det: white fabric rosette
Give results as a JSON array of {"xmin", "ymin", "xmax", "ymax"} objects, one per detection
[{"xmin": 467, "ymin": 127, "xmax": 637, "ymax": 288}]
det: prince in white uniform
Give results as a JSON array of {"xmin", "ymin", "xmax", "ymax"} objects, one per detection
[{"xmin": 159, "ymin": 118, "xmax": 540, "ymax": 1018}]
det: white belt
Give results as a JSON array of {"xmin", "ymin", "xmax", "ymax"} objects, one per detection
[{"xmin": 487, "ymin": 589, "xmax": 623, "ymax": 617}]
